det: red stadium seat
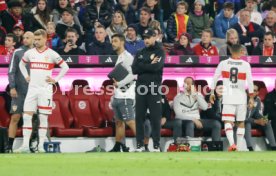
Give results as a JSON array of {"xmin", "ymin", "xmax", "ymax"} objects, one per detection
[
  {"xmin": 162, "ymin": 80, "xmax": 179, "ymax": 101},
  {"xmin": 48, "ymin": 84, "xmax": 83, "ymax": 137},
  {"xmin": 69, "ymin": 90, "xmax": 113, "ymax": 137},
  {"xmin": 161, "ymin": 128, "xmax": 173, "ymax": 137},
  {"xmin": 0, "ymin": 96, "xmax": 10, "ymax": 127},
  {"xmin": 253, "ymin": 80, "xmax": 268, "ymax": 102},
  {"xmin": 67, "ymin": 79, "xmax": 90, "ymax": 95},
  {"xmin": 195, "ymin": 79, "xmax": 210, "ymax": 96}
]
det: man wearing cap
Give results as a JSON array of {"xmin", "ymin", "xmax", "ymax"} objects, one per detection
[
  {"xmin": 0, "ymin": 0, "xmax": 32, "ymax": 33},
  {"xmin": 13, "ymin": 22, "xmax": 24, "ymax": 48},
  {"xmin": 125, "ymin": 24, "xmax": 145, "ymax": 55},
  {"xmin": 132, "ymin": 28, "xmax": 165, "ymax": 152}
]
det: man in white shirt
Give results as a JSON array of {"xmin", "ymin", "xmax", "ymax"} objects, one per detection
[{"xmin": 109, "ymin": 34, "xmax": 136, "ymax": 152}]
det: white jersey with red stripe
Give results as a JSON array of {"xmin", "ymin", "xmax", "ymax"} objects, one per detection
[
  {"xmin": 211, "ymin": 58, "xmax": 254, "ymax": 105},
  {"xmin": 22, "ymin": 47, "xmax": 64, "ymax": 88}
]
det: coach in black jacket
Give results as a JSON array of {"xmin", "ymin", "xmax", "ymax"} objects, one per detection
[{"xmin": 132, "ymin": 28, "xmax": 165, "ymax": 152}]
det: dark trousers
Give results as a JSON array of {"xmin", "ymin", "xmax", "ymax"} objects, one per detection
[{"xmin": 135, "ymin": 90, "xmax": 162, "ymax": 147}]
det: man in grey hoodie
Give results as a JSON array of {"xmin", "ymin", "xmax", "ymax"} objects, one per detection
[{"xmin": 173, "ymin": 77, "xmax": 221, "ymax": 142}]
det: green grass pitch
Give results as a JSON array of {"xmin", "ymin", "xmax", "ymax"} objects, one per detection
[{"xmin": 0, "ymin": 152, "xmax": 276, "ymax": 176}]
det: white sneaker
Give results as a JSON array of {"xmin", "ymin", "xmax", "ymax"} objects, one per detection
[
  {"xmin": 152, "ymin": 146, "xmax": 161, "ymax": 152},
  {"xmin": 14, "ymin": 146, "xmax": 30, "ymax": 153},
  {"xmin": 37, "ymin": 146, "xmax": 45, "ymax": 153},
  {"xmin": 135, "ymin": 145, "xmax": 145, "ymax": 152}
]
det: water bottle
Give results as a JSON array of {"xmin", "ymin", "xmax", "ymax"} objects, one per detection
[{"xmin": 202, "ymin": 144, "xmax": 209, "ymax": 152}]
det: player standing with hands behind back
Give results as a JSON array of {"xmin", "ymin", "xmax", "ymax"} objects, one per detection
[
  {"xmin": 210, "ymin": 44, "xmax": 254, "ymax": 151},
  {"xmin": 15, "ymin": 29, "xmax": 69, "ymax": 153}
]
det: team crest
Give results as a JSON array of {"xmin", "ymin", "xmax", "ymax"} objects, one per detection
[
  {"xmin": 12, "ymin": 105, "xmax": 17, "ymax": 112},
  {"xmin": 210, "ymin": 49, "xmax": 214, "ymax": 54},
  {"xmin": 78, "ymin": 101, "xmax": 86, "ymax": 110}
]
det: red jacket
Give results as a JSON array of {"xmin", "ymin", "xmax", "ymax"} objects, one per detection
[
  {"xmin": 0, "ymin": 45, "xmax": 15, "ymax": 56},
  {"xmin": 193, "ymin": 42, "xmax": 219, "ymax": 56}
]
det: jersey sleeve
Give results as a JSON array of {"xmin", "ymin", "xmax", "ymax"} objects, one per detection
[
  {"xmin": 52, "ymin": 50, "xmax": 64, "ymax": 66},
  {"xmin": 210, "ymin": 61, "xmax": 223, "ymax": 91},
  {"xmin": 21, "ymin": 50, "xmax": 30, "ymax": 63}
]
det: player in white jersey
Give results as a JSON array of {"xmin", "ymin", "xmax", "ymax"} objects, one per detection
[
  {"xmin": 15, "ymin": 29, "xmax": 69, "ymax": 153},
  {"xmin": 210, "ymin": 44, "xmax": 254, "ymax": 151}
]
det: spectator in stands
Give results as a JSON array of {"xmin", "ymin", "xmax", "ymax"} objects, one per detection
[
  {"xmin": 236, "ymin": 0, "xmax": 263, "ymax": 25},
  {"xmin": 143, "ymin": 0, "xmax": 161, "ymax": 22},
  {"xmin": 19, "ymin": 0, "xmax": 34, "ymax": 15},
  {"xmin": 144, "ymin": 95, "xmax": 174, "ymax": 151},
  {"xmin": 201, "ymin": 80, "xmax": 224, "ymax": 124},
  {"xmin": 56, "ymin": 8, "xmax": 83, "ymax": 46},
  {"xmin": 0, "ymin": 33, "xmax": 17, "ymax": 56},
  {"xmin": 0, "ymin": 0, "xmax": 33, "ymax": 33},
  {"xmin": 30, "ymin": 0, "xmax": 53, "ymax": 31},
  {"xmin": 219, "ymin": 28, "xmax": 248, "ymax": 56},
  {"xmin": 193, "ymin": 29, "xmax": 219, "ymax": 56},
  {"xmin": 12, "ymin": 22, "xmax": 24, "ymax": 48},
  {"xmin": 125, "ymin": 24, "xmax": 145, "ymax": 55},
  {"xmin": 217, "ymin": 0, "xmax": 241, "ymax": 13},
  {"xmin": 272, "ymin": 1, "xmax": 276, "ymax": 14},
  {"xmin": 153, "ymin": 27, "xmax": 163, "ymax": 43},
  {"xmin": 106, "ymin": 11, "xmax": 128, "ymax": 41},
  {"xmin": 159, "ymin": 0, "xmax": 177, "ymax": 21},
  {"xmin": 0, "ymin": 27, "xmax": 7, "ymax": 45},
  {"xmin": 166, "ymin": 1, "xmax": 193, "ymax": 43},
  {"xmin": 46, "ymin": 22, "xmax": 63, "ymax": 51},
  {"xmin": 245, "ymin": 84, "xmax": 276, "ymax": 151},
  {"xmin": 82, "ymin": 0, "xmax": 112, "ymax": 31},
  {"xmin": 264, "ymin": 80, "xmax": 276, "ymax": 141},
  {"xmin": 76, "ymin": 0, "xmax": 88, "ymax": 25},
  {"xmin": 173, "ymin": 77, "xmax": 221, "ymax": 142},
  {"xmin": 262, "ymin": 11, "xmax": 276, "ymax": 41},
  {"xmin": 170, "ymin": 32, "xmax": 194, "ymax": 55},
  {"xmin": 231, "ymin": 9, "xmax": 264, "ymax": 55},
  {"xmin": 188, "ymin": 0, "xmax": 210, "ymax": 39},
  {"xmin": 58, "ymin": 28, "xmax": 85, "ymax": 55},
  {"xmin": 251, "ymin": 32, "xmax": 276, "ymax": 56},
  {"xmin": 51, "ymin": 0, "xmax": 82, "ymax": 31},
  {"xmin": 87, "ymin": 25, "xmax": 114, "ymax": 55},
  {"xmin": 0, "ymin": 0, "xmax": 7, "ymax": 12},
  {"xmin": 114, "ymin": 0, "xmax": 137, "ymax": 25},
  {"xmin": 132, "ymin": 7, "xmax": 151, "ymax": 38},
  {"xmin": 214, "ymin": 2, "xmax": 238, "ymax": 39}
]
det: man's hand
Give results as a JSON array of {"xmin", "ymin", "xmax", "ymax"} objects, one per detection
[
  {"xmin": 25, "ymin": 76, "xmax": 30, "ymax": 83},
  {"xmin": 113, "ymin": 78, "xmax": 118, "ymax": 88},
  {"xmin": 46, "ymin": 76, "xmax": 56, "ymax": 84},
  {"xmin": 193, "ymin": 119, "xmax": 203, "ymax": 129},
  {"xmin": 161, "ymin": 117, "xmax": 167, "ymax": 126},
  {"xmin": 209, "ymin": 94, "xmax": 216, "ymax": 104},
  {"xmin": 10, "ymin": 88, "xmax": 18, "ymax": 98},
  {"xmin": 64, "ymin": 42, "xmax": 73, "ymax": 53},
  {"xmin": 151, "ymin": 56, "xmax": 160, "ymax": 64},
  {"xmin": 248, "ymin": 97, "xmax": 254, "ymax": 110},
  {"xmin": 254, "ymin": 118, "xmax": 267, "ymax": 126}
]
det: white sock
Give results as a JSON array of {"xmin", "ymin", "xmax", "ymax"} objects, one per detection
[
  {"xmin": 22, "ymin": 114, "xmax": 33, "ymax": 148},
  {"xmin": 38, "ymin": 114, "xmax": 48, "ymax": 149},
  {"xmin": 236, "ymin": 127, "xmax": 245, "ymax": 150},
  {"xmin": 224, "ymin": 123, "xmax": 234, "ymax": 146}
]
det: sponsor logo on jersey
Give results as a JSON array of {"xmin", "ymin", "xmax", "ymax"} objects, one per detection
[
  {"xmin": 105, "ymin": 57, "xmax": 113, "ymax": 63},
  {"xmin": 30, "ymin": 62, "xmax": 54, "ymax": 70}
]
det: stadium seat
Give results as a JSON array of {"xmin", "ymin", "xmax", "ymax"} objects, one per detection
[
  {"xmin": 162, "ymin": 80, "xmax": 179, "ymax": 101},
  {"xmin": 67, "ymin": 79, "xmax": 90, "ymax": 95},
  {"xmin": 161, "ymin": 128, "xmax": 173, "ymax": 137},
  {"xmin": 253, "ymin": 80, "xmax": 268, "ymax": 102},
  {"xmin": 69, "ymin": 90, "xmax": 113, "ymax": 137},
  {"xmin": 48, "ymin": 84, "xmax": 83, "ymax": 137},
  {"xmin": 194, "ymin": 79, "xmax": 210, "ymax": 96},
  {"xmin": 0, "ymin": 96, "xmax": 10, "ymax": 127}
]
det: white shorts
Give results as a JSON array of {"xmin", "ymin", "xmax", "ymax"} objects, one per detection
[
  {"xmin": 24, "ymin": 86, "xmax": 53, "ymax": 114},
  {"xmin": 222, "ymin": 104, "xmax": 247, "ymax": 122}
]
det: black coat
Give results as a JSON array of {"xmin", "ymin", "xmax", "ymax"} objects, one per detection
[
  {"xmin": 0, "ymin": 10, "xmax": 33, "ymax": 33},
  {"xmin": 87, "ymin": 40, "xmax": 114, "ymax": 55},
  {"xmin": 251, "ymin": 43, "xmax": 276, "ymax": 56},
  {"xmin": 57, "ymin": 46, "xmax": 86, "ymax": 55},
  {"xmin": 83, "ymin": 2, "xmax": 112, "ymax": 31},
  {"xmin": 56, "ymin": 22, "xmax": 83, "ymax": 46},
  {"xmin": 264, "ymin": 89, "xmax": 276, "ymax": 121}
]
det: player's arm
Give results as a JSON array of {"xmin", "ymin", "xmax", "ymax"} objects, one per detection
[
  {"xmin": 19, "ymin": 53, "xmax": 30, "ymax": 82},
  {"xmin": 246, "ymin": 63, "xmax": 254, "ymax": 109},
  {"xmin": 8, "ymin": 51, "xmax": 19, "ymax": 97},
  {"xmin": 209, "ymin": 62, "xmax": 223, "ymax": 104},
  {"xmin": 53, "ymin": 56, "xmax": 69, "ymax": 83}
]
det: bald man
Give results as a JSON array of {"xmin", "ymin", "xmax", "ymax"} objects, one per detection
[{"xmin": 7, "ymin": 31, "xmax": 34, "ymax": 152}]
